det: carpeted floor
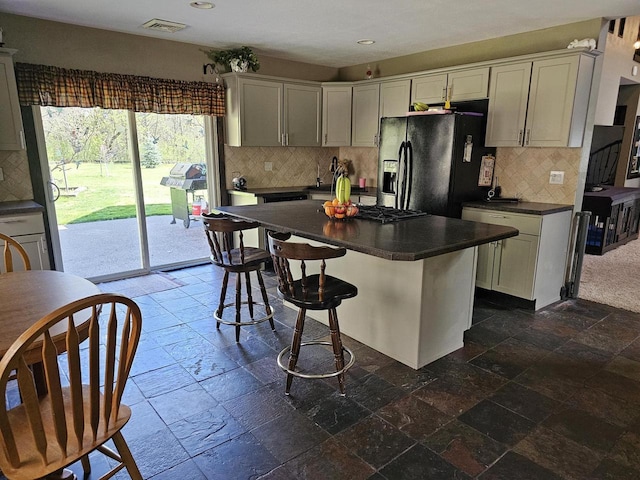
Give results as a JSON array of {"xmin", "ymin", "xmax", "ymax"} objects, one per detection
[{"xmin": 578, "ymin": 237, "xmax": 640, "ymax": 313}]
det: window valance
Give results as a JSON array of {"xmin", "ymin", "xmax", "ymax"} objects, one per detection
[{"xmin": 14, "ymin": 63, "xmax": 225, "ymax": 116}]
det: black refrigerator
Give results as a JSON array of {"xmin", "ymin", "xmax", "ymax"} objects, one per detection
[{"xmin": 377, "ymin": 113, "xmax": 495, "ymax": 218}]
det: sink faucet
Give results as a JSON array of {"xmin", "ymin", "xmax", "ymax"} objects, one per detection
[{"xmin": 316, "ymin": 162, "xmax": 322, "ymax": 188}]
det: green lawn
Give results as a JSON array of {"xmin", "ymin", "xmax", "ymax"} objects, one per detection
[{"xmin": 51, "ymin": 162, "xmax": 184, "ymax": 225}]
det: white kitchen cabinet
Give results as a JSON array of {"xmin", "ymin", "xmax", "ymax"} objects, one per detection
[
  {"xmin": 322, "ymin": 84, "xmax": 352, "ymax": 146},
  {"xmin": 351, "ymin": 79, "xmax": 411, "ymax": 148},
  {"xmin": 0, "ymin": 213, "xmax": 50, "ymax": 271},
  {"xmin": 411, "ymin": 67, "xmax": 489, "ymax": 105},
  {"xmin": 485, "ymin": 53, "xmax": 594, "ymax": 147},
  {"xmin": 284, "ymin": 83, "xmax": 322, "ymax": 146},
  {"xmin": 228, "ymin": 191, "xmax": 260, "ymax": 248},
  {"xmin": 224, "ymin": 74, "xmax": 321, "ymax": 147},
  {"xmin": 0, "ymin": 48, "xmax": 25, "ymax": 150},
  {"xmin": 379, "ymin": 79, "xmax": 411, "ymax": 117},
  {"xmin": 462, "ymin": 206, "xmax": 571, "ymax": 310},
  {"xmin": 351, "ymin": 83, "xmax": 380, "ymax": 147}
]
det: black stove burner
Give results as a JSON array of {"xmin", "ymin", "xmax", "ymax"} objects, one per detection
[{"xmin": 356, "ymin": 205, "xmax": 429, "ymax": 224}]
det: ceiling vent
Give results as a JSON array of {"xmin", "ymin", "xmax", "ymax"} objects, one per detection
[{"xmin": 141, "ymin": 19, "xmax": 187, "ymax": 34}]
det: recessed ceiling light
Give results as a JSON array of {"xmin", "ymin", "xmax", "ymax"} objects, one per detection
[
  {"xmin": 190, "ymin": 1, "xmax": 214, "ymax": 9},
  {"xmin": 357, "ymin": 39, "xmax": 375, "ymax": 45}
]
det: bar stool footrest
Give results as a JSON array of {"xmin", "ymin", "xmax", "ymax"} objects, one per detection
[
  {"xmin": 277, "ymin": 341, "xmax": 355, "ymax": 380},
  {"xmin": 215, "ymin": 300, "xmax": 274, "ymax": 327}
]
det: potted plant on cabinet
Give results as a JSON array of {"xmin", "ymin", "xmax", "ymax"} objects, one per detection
[{"xmin": 204, "ymin": 46, "xmax": 260, "ymax": 73}]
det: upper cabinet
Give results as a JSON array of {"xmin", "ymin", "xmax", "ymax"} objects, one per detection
[
  {"xmin": 224, "ymin": 74, "xmax": 321, "ymax": 147},
  {"xmin": 379, "ymin": 79, "xmax": 411, "ymax": 117},
  {"xmin": 411, "ymin": 67, "xmax": 489, "ymax": 105},
  {"xmin": 322, "ymin": 84, "xmax": 352, "ymax": 146},
  {"xmin": 351, "ymin": 83, "xmax": 380, "ymax": 147},
  {"xmin": 0, "ymin": 49, "xmax": 25, "ymax": 150},
  {"xmin": 351, "ymin": 79, "xmax": 411, "ymax": 148},
  {"xmin": 486, "ymin": 52, "xmax": 595, "ymax": 147}
]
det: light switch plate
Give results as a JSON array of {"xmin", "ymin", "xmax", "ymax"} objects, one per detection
[
  {"xmin": 0, "ymin": 167, "xmax": 4, "ymax": 181},
  {"xmin": 549, "ymin": 171, "xmax": 564, "ymax": 185},
  {"xmin": 264, "ymin": 162, "xmax": 273, "ymax": 172}
]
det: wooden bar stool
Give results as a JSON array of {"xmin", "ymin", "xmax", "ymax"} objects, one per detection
[
  {"xmin": 268, "ymin": 232, "xmax": 357, "ymax": 395},
  {"xmin": 203, "ymin": 213, "xmax": 274, "ymax": 342}
]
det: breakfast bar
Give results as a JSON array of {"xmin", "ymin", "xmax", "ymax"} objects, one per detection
[{"xmin": 217, "ymin": 200, "xmax": 518, "ymax": 369}]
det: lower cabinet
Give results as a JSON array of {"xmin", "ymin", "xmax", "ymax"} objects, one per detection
[
  {"xmin": 462, "ymin": 207, "xmax": 571, "ymax": 309},
  {"xmin": 0, "ymin": 212, "xmax": 50, "ymax": 271}
]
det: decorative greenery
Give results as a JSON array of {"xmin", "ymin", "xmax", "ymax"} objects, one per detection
[{"xmin": 204, "ymin": 46, "xmax": 260, "ymax": 72}]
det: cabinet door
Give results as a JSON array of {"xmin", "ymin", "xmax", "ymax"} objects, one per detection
[
  {"xmin": 492, "ymin": 234, "xmax": 538, "ymax": 299},
  {"xmin": 351, "ymin": 83, "xmax": 380, "ymax": 147},
  {"xmin": 239, "ymin": 78, "xmax": 283, "ymax": 146},
  {"xmin": 448, "ymin": 67, "xmax": 489, "ymax": 101},
  {"xmin": 474, "ymin": 242, "xmax": 496, "ymax": 290},
  {"xmin": 284, "ymin": 84, "xmax": 321, "ymax": 146},
  {"xmin": 380, "ymin": 79, "xmax": 411, "ymax": 117},
  {"xmin": 229, "ymin": 193, "xmax": 260, "ymax": 248},
  {"xmin": 485, "ymin": 62, "xmax": 531, "ymax": 147},
  {"xmin": 322, "ymin": 86, "xmax": 352, "ymax": 146},
  {"xmin": 525, "ymin": 56, "xmax": 579, "ymax": 147},
  {"xmin": 0, "ymin": 53, "xmax": 24, "ymax": 150},
  {"xmin": 411, "ymin": 74, "xmax": 447, "ymax": 104}
]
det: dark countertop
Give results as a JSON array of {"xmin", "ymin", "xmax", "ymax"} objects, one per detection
[
  {"xmin": 216, "ymin": 200, "xmax": 518, "ymax": 261},
  {"xmin": 0, "ymin": 200, "xmax": 45, "ymax": 216},
  {"xmin": 462, "ymin": 200, "xmax": 573, "ymax": 215},
  {"xmin": 228, "ymin": 186, "xmax": 378, "ymax": 198},
  {"xmin": 583, "ymin": 186, "xmax": 640, "ymax": 202}
]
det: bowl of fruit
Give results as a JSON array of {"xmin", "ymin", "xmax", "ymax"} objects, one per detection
[{"xmin": 323, "ymin": 176, "xmax": 359, "ymax": 219}]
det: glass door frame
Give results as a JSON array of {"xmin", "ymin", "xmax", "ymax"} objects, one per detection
[{"xmin": 32, "ymin": 106, "xmax": 220, "ymax": 282}]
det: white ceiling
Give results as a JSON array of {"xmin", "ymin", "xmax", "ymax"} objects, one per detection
[{"xmin": 1, "ymin": 0, "xmax": 639, "ymax": 68}]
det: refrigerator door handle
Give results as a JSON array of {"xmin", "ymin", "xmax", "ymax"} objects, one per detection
[
  {"xmin": 399, "ymin": 141, "xmax": 408, "ymax": 210},
  {"xmin": 405, "ymin": 141, "xmax": 413, "ymax": 210},
  {"xmin": 395, "ymin": 141, "xmax": 405, "ymax": 209}
]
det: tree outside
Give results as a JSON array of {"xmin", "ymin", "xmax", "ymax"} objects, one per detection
[{"xmin": 41, "ymin": 107, "xmax": 208, "ymax": 225}]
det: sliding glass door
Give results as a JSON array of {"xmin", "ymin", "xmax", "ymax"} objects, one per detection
[{"xmin": 36, "ymin": 106, "xmax": 216, "ymax": 281}]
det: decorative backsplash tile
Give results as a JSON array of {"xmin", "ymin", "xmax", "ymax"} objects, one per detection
[
  {"xmin": 0, "ymin": 150, "xmax": 33, "ymax": 202},
  {"xmin": 495, "ymin": 147, "xmax": 581, "ymax": 205},
  {"xmin": 223, "ymin": 145, "xmax": 380, "ymax": 190},
  {"xmin": 224, "ymin": 144, "xmax": 581, "ymax": 207}
]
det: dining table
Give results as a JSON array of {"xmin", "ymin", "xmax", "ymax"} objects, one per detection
[
  {"xmin": 0, "ymin": 269, "xmax": 101, "ymax": 362},
  {"xmin": 0, "ymin": 269, "xmax": 101, "ymax": 480}
]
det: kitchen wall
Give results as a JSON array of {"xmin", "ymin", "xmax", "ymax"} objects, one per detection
[
  {"xmin": 223, "ymin": 146, "xmax": 378, "ymax": 190},
  {"xmin": 339, "ymin": 20, "xmax": 602, "ymax": 81},
  {"xmin": 0, "ymin": 150, "xmax": 32, "ymax": 202},
  {"xmin": 494, "ymin": 147, "xmax": 581, "ymax": 205},
  {"xmin": 0, "ymin": 13, "xmax": 339, "ymax": 202}
]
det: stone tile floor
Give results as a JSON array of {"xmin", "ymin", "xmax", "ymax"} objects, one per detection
[{"xmin": 10, "ymin": 263, "xmax": 640, "ymax": 479}]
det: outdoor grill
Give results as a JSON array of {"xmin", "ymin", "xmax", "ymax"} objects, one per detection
[{"xmin": 160, "ymin": 163, "xmax": 207, "ymax": 228}]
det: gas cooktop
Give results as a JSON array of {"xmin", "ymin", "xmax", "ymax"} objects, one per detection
[{"xmin": 355, "ymin": 205, "xmax": 429, "ymax": 224}]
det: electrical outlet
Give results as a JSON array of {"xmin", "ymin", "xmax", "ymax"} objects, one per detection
[
  {"xmin": 549, "ymin": 171, "xmax": 564, "ymax": 185},
  {"xmin": 264, "ymin": 162, "xmax": 273, "ymax": 172},
  {"xmin": 0, "ymin": 168, "xmax": 3, "ymax": 181}
]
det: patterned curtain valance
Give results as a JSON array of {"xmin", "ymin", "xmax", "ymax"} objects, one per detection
[{"xmin": 14, "ymin": 63, "xmax": 225, "ymax": 116}]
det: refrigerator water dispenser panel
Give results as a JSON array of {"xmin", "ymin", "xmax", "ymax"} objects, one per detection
[{"xmin": 382, "ymin": 160, "xmax": 399, "ymax": 194}]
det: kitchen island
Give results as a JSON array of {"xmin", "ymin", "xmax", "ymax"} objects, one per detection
[{"xmin": 217, "ymin": 200, "xmax": 518, "ymax": 369}]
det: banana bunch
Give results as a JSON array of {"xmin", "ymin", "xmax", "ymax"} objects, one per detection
[
  {"xmin": 413, "ymin": 101, "xmax": 429, "ymax": 111},
  {"xmin": 335, "ymin": 175, "xmax": 351, "ymax": 204}
]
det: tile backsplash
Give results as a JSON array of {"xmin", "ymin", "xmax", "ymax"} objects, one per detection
[
  {"xmin": 495, "ymin": 147, "xmax": 581, "ymax": 205},
  {"xmin": 223, "ymin": 146, "xmax": 379, "ymax": 189},
  {"xmin": 0, "ymin": 150, "xmax": 33, "ymax": 202},
  {"xmin": 223, "ymin": 144, "xmax": 580, "ymax": 206}
]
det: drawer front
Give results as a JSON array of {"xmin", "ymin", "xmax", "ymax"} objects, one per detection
[
  {"xmin": 0, "ymin": 213, "xmax": 45, "ymax": 236},
  {"xmin": 462, "ymin": 208, "xmax": 542, "ymax": 236}
]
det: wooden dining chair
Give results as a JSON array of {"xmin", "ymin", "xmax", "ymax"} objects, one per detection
[
  {"xmin": 0, "ymin": 232, "xmax": 31, "ymax": 274},
  {"xmin": 0, "ymin": 293, "xmax": 143, "ymax": 480},
  {"xmin": 268, "ymin": 232, "xmax": 357, "ymax": 395}
]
